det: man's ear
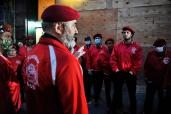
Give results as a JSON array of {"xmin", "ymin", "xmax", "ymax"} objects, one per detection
[{"xmin": 53, "ymin": 23, "xmax": 65, "ymax": 35}]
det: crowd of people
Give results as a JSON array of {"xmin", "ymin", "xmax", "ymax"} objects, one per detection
[{"xmin": 0, "ymin": 4, "xmax": 171, "ymax": 114}]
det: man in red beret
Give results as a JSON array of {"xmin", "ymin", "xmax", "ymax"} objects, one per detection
[
  {"xmin": 110, "ymin": 26, "xmax": 143, "ymax": 114},
  {"xmin": 22, "ymin": 5, "xmax": 88, "ymax": 114},
  {"xmin": 143, "ymin": 39, "xmax": 171, "ymax": 114}
]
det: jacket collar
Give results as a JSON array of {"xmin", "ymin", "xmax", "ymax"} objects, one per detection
[{"xmin": 39, "ymin": 33, "xmax": 69, "ymax": 52}]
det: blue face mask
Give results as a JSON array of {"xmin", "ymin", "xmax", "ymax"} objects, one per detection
[
  {"xmin": 94, "ymin": 38, "xmax": 101, "ymax": 45},
  {"xmin": 85, "ymin": 40, "xmax": 91, "ymax": 45}
]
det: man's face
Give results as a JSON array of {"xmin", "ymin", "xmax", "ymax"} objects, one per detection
[
  {"xmin": 106, "ymin": 41, "xmax": 114, "ymax": 50},
  {"xmin": 7, "ymin": 48, "xmax": 17, "ymax": 57},
  {"xmin": 122, "ymin": 30, "xmax": 132, "ymax": 40},
  {"xmin": 61, "ymin": 20, "xmax": 78, "ymax": 53}
]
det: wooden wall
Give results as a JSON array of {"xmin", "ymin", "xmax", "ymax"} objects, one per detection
[{"xmin": 57, "ymin": 0, "xmax": 171, "ymax": 47}]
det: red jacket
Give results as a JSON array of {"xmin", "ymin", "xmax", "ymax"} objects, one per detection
[
  {"xmin": 7, "ymin": 55, "xmax": 23, "ymax": 112},
  {"xmin": 97, "ymin": 48, "xmax": 113, "ymax": 75},
  {"xmin": 0, "ymin": 55, "xmax": 15, "ymax": 114},
  {"xmin": 18, "ymin": 45, "xmax": 27, "ymax": 58},
  {"xmin": 144, "ymin": 50, "xmax": 171, "ymax": 87},
  {"xmin": 110, "ymin": 41, "xmax": 143, "ymax": 75},
  {"xmin": 19, "ymin": 45, "xmax": 34, "ymax": 59},
  {"xmin": 83, "ymin": 45, "xmax": 91, "ymax": 70},
  {"xmin": 87, "ymin": 44, "xmax": 108, "ymax": 71},
  {"xmin": 22, "ymin": 34, "xmax": 88, "ymax": 114}
]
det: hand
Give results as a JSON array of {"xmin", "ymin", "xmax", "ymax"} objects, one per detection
[
  {"xmin": 129, "ymin": 71, "xmax": 133, "ymax": 75},
  {"xmin": 74, "ymin": 46, "xmax": 85, "ymax": 59}
]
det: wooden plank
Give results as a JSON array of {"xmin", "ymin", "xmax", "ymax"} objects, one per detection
[
  {"xmin": 57, "ymin": 0, "xmax": 107, "ymax": 11},
  {"xmin": 112, "ymin": 0, "xmax": 171, "ymax": 9},
  {"xmin": 117, "ymin": 5, "xmax": 171, "ymax": 18},
  {"xmin": 116, "ymin": 4, "xmax": 171, "ymax": 46}
]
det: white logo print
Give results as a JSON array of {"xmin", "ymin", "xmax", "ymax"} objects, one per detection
[
  {"xmin": 26, "ymin": 55, "xmax": 39, "ymax": 90},
  {"xmin": 131, "ymin": 47, "xmax": 137, "ymax": 54},
  {"xmin": 163, "ymin": 57, "xmax": 170, "ymax": 65}
]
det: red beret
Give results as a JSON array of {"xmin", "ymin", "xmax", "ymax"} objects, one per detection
[
  {"xmin": 105, "ymin": 38, "xmax": 114, "ymax": 44},
  {"xmin": 153, "ymin": 39, "xmax": 166, "ymax": 47},
  {"xmin": 93, "ymin": 33, "xmax": 102, "ymax": 39},
  {"xmin": 41, "ymin": 5, "xmax": 80, "ymax": 22},
  {"xmin": 122, "ymin": 26, "xmax": 135, "ymax": 34}
]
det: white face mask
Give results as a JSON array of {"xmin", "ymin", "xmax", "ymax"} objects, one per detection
[
  {"xmin": 94, "ymin": 38, "xmax": 101, "ymax": 45},
  {"xmin": 85, "ymin": 40, "xmax": 91, "ymax": 45},
  {"xmin": 155, "ymin": 47, "xmax": 164, "ymax": 53}
]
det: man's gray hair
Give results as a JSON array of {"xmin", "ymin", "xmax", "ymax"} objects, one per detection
[
  {"xmin": 41, "ymin": 21, "xmax": 69, "ymax": 32},
  {"xmin": 41, "ymin": 21, "xmax": 54, "ymax": 32}
]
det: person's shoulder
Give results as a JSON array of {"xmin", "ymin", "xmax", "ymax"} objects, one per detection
[
  {"xmin": 90, "ymin": 44, "xmax": 96, "ymax": 48},
  {"xmin": 166, "ymin": 50, "xmax": 171, "ymax": 56},
  {"xmin": 113, "ymin": 41, "xmax": 123, "ymax": 48},
  {"xmin": 147, "ymin": 50, "xmax": 155, "ymax": 57},
  {"xmin": 88, "ymin": 44, "xmax": 96, "ymax": 51},
  {"xmin": 57, "ymin": 48, "xmax": 77, "ymax": 63}
]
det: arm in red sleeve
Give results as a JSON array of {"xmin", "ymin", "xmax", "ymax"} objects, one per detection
[
  {"xmin": 0, "ymin": 55, "xmax": 14, "ymax": 72},
  {"xmin": 0, "ymin": 55, "xmax": 15, "ymax": 81},
  {"xmin": 56, "ymin": 58, "xmax": 88, "ymax": 114},
  {"xmin": 85, "ymin": 46, "xmax": 93, "ymax": 71},
  {"xmin": 85, "ymin": 49, "xmax": 91, "ymax": 70},
  {"xmin": 110, "ymin": 46, "xmax": 119, "ymax": 72}
]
